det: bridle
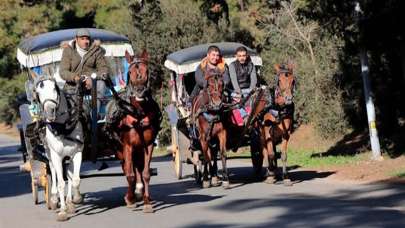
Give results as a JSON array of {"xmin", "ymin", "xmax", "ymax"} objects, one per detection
[
  {"xmin": 128, "ymin": 58, "xmax": 149, "ymax": 100},
  {"xmin": 34, "ymin": 77, "xmax": 60, "ymax": 114},
  {"xmin": 275, "ymin": 70, "xmax": 295, "ymax": 106},
  {"xmin": 206, "ymin": 74, "xmax": 224, "ymax": 111}
]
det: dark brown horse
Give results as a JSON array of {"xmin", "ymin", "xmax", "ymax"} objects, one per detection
[
  {"xmin": 109, "ymin": 50, "xmax": 161, "ymax": 212},
  {"xmin": 192, "ymin": 74, "xmax": 229, "ymax": 188},
  {"xmin": 260, "ymin": 63, "xmax": 295, "ymax": 186}
]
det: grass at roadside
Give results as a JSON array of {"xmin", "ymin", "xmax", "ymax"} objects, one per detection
[
  {"xmin": 228, "ymin": 146, "xmax": 364, "ymax": 168},
  {"xmin": 388, "ymin": 169, "xmax": 405, "ymax": 178},
  {"xmin": 153, "ymin": 146, "xmax": 171, "ymax": 157}
]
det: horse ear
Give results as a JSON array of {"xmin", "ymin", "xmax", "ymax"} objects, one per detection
[
  {"xmin": 140, "ymin": 49, "xmax": 149, "ymax": 61},
  {"xmin": 274, "ymin": 64, "xmax": 280, "ymax": 73},
  {"xmin": 287, "ymin": 63, "xmax": 294, "ymax": 73},
  {"xmin": 125, "ymin": 50, "xmax": 133, "ymax": 63}
]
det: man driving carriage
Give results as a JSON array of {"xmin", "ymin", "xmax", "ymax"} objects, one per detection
[
  {"xmin": 189, "ymin": 45, "xmax": 230, "ymax": 103},
  {"xmin": 59, "ymin": 28, "xmax": 109, "ymax": 118},
  {"xmin": 188, "ymin": 45, "xmax": 230, "ymax": 150}
]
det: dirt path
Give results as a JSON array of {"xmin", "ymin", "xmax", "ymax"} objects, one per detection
[{"xmin": 0, "ymin": 123, "xmax": 19, "ymax": 140}]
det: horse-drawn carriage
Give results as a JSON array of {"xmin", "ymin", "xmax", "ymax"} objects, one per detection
[
  {"xmin": 16, "ymin": 28, "xmax": 135, "ymax": 213},
  {"xmin": 164, "ymin": 42, "xmax": 266, "ymax": 182}
]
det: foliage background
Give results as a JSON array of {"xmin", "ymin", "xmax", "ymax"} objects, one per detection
[{"xmin": 0, "ymin": 0, "xmax": 404, "ymax": 156}]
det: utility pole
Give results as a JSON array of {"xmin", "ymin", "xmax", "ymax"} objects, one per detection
[{"xmin": 355, "ymin": 2, "xmax": 383, "ymax": 160}]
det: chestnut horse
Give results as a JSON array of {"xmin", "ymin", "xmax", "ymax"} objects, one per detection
[
  {"xmin": 260, "ymin": 63, "xmax": 295, "ymax": 186},
  {"xmin": 106, "ymin": 50, "xmax": 161, "ymax": 212},
  {"xmin": 192, "ymin": 74, "xmax": 229, "ymax": 189}
]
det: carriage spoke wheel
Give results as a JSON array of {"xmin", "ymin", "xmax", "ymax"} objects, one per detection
[
  {"xmin": 31, "ymin": 177, "xmax": 38, "ymax": 205},
  {"xmin": 251, "ymin": 146, "xmax": 264, "ymax": 177},
  {"xmin": 173, "ymin": 147, "xmax": 182, "ymax": 179},
  {"xmin": 45, "ymin": 174, "xmax": 52, "ymax": 210},
  {"xmin": 193, "ymin": 151, "xmax": 202, "ymax": 184}
]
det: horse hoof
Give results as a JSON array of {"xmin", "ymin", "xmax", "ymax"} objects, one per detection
[
  {"xmin": 143, "ymin": 204, "xmax": 154, "ymax": 213},
  {"xmin": 211, "ymin": 177, "xmax": 220, "ymax": 187},
  {"xmin": 57, "ymin": 211, "xmax": 69, "ymax": 222},
  {"xmin": 202, "ymin": 181, "xmax": 210, "ymax": 188},
  {"xmin": 222, "ymin": 181, "xmax": 230, "ymax": 189},
  {"xmin": 66, "ymin": 203, "xmax": 76, "ymax": 214},
  {"xmin": 72, "ymin": 194, "xmax": 83, "ymax": 204},
  {"xmin": 283, "ymin": 179, "xmax": 293, "ymax": 186},
  {"xmin": 265, "ymin": 176, "xmax": 276, "ymax": 184},
  {"xmin": 50, "ymin": 195, "xmax": 58, "ymax": 210},
  {"xmin": 124, "ymin": 195, "xmax": 136, "ymax": 208}
]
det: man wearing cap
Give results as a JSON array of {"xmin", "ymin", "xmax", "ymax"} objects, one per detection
[{"xmin": 60, "ymin": 28, "xmax": 109, "ymax": 116}]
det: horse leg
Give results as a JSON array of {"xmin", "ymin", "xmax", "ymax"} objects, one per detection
[
  {"xmin": 135, "ymin": 165, "xmax": 143, "ymax": 202},
  {"xmin": 264, "ymin": 126, "xmax": 277, "ymax": 184},
  {"xmin": 211, "ymin": 144, "xmax": 220, "ymax": 187},
  {"xmin": 71, "ymin": 151, "xmax": 83, "ymax": 204},
  {"xmin": 142, "ymin": 144, "xmax": 154, "ymax": 213},
  {"xmin": 122, "ymin": 143, "xmax": 136, "ymax": 207},
  {"xmin": 50, "ymin": 151, "xmax": 68, "ymax": 221},
  {"xmin": 48, "ymin": 161, "xmax": 58, "ymax": 210},
  {"xmin": 201, "ymin": 140, "xmax": 210, "ymax": 188},
  {"xmin": 281, "ymin": 134, "xmax": 292, "ymax": 186},
  {"xmin": 66, "ymin": 160, "xmax": 75, "ymax": 214},
  {"xmin": 219, "ymin": 130, "xmax": 229, "ymax": 189}
]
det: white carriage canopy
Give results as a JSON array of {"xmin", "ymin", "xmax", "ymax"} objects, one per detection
[
  {"xmin": 164, "ymin": 42, "xmax": 262, "ymax": 75},
  {"xmin": 16, "ymin": 28, "xmax": 135, "ymax": 94},
  {"xmin": 17, "ymin": 28, "xmax": 134, "ymax": 68}
]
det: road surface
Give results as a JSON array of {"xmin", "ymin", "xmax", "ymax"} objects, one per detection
[{"xmin": 0, "ymin": 134, "xmax": 404, "ymax": 227}]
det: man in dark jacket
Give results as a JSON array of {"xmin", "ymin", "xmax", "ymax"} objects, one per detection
[
  {"xmin": 188, "ymin": 45, "xmax": 230, "ymax": 150},
  {"xmin": 189, "ymin": 45, "xmax": 230, "ymax": 103},
  {"xmin": 59, "ymin": 28, "xmax": 109, "ymax": 116},
  {"xmin": 228, "ymin": 46, "xmax": 257, "ymax": 101}
]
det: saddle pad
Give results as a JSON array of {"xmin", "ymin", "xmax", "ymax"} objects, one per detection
[{"xmin": 231, "ymin": 106, "xmax": 251, "ymax": 126}]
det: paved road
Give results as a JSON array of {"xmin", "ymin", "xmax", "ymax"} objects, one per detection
[{"xmin": 0, "ymin": 134, "xmax": 404, "ymax": 228}]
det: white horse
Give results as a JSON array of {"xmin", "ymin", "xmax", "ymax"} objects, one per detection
[{"xmin": 34, "ymin": 75, "xmax": 84, "ymax": 221}]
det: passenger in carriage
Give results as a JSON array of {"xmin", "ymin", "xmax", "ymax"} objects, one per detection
[
  {"xmin": 59, "ymin": 28, "xmax": 110, "ymax": 118},
  {"xmin": 228, "ymin": 46, "xmax": 258, "ymax": 122},
  {"xmin": 229, "ymin": 46, "xmax": 258, "ymax": 100}
]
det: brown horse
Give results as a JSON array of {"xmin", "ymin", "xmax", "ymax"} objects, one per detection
[
  {"xmin": 260, "ymin": 63, "xmax": 295, "ymax": 186},
  {"xmin": 108, "ymin": 50, "xmax": 161, "ymax": 212},
  {"xmin": 225, "ymin": 85, "xmax": 277, "ymax": 178},
  {"xmin": 192, "ymin": 74, "xmax": 229, "ymax": 188}
]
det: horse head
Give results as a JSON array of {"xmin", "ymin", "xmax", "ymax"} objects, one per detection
[
  {"xmin": 205, "ymin": 73, "xmax": 224, "ymax": 111},
  {"xmin": 32, "ymin": 72, "xmax": 60, "ymax": 122},
  {"xmin": 125, "ymin": 50, "xmax": 149, "ymax": 101},
  {"xmin": 274, "ymin": 63, "xmax": 296, "ymax": 106}
]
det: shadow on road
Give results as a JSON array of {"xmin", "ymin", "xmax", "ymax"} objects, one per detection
[
  {"xmin": 0, "ymin": 165, "xmax": 31, "ymax": 198},
  {"xmin": 224, "ymin": 165, "xmax": 335, "ymax": 189},
  {"xmin": 0, "ymin": 144, "xmax": 32, "ymax": 198},
  {"xmin": 73, "ymin": 179, "xmax": 224, "ymax": 216},
  {"xmin": 182, "ymin": 182, "xmax": 405, "ymax": 227}
]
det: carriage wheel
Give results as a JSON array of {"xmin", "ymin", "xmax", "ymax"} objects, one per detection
[
  {"xmin": 193, "ymin": 152, "xmax": 202, "ymax": 184},
  {"xmin": 172, "ymin": 126, "xmax": 190, "ymax": 179},
  {"xmin": 45, "ymin": 174, "xmax": 52, "ymax": 210},
  {"xmin": 174, "ymin": 146, "xmax": 183, "ymax": 179},
  {"xmin": 31, "ymin": 178, "xmax": 39, "ymax": 205},
  {"xmin": 250, "ymin": 133, "xmax": 263, "ymax": 176}
]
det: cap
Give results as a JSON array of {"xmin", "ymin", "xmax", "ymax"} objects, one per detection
[{"xmin": 75, "ymin": 28, "xmax": 91, "ymax": 37}]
